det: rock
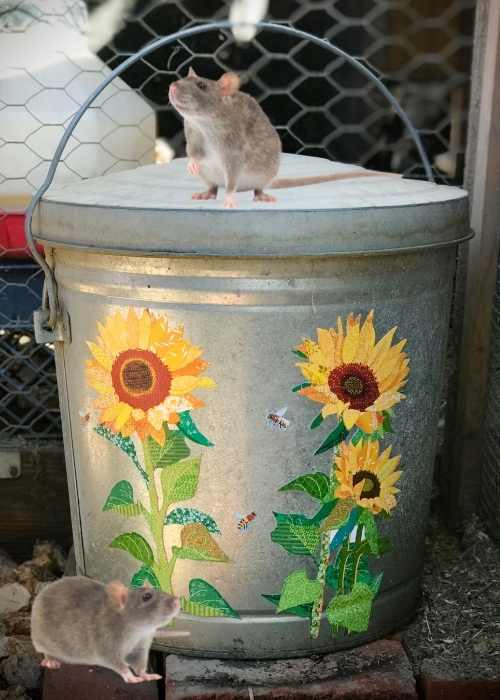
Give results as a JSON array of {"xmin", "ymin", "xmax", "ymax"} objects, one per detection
[
  {"xmin": 6, "ymin": 636, "xmax": 36, "ymax": 657},
  {"xmin": 15, "ymin": 541, "xmax": 66, "ymax": 595},
  {"xmin": 0, "ymin": 686, "xmax": 31, "ymax": 700},
  {"xmin": 0, "ymin": 622, "xmax": 7, "ymax": 658},
  {"xmin": 0, "ymin": 584, "xmax": 30, "ymax": 616},
  {"xmin": 3, "ymin": 612, "xmax": 31, "ymax": 637},
  {"xmin": 0, "ymin": 653, "xmax": 42, "ymax": 690},
  {"xmin": 0, "ymin": 551, "xmax": 16, "ymax": 587},
  {"xmin": 32, "ymin": 541, "xmax": 66, "ymax": 574}
]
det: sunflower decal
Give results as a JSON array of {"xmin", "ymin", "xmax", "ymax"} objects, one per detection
[
  {"xmin": 295, "ymin": 310, "xmax": 409, "ymax": 433},
  {"xmin": 86, "ymin": 309, "xmax": 214, "ymax": 445},
  {"xmin": 334, "ymin": 440, "xmax": 401, "ymax": 515},
  {"xmin": 84, "ymin": 307, "xmax": 239, "ymax": 621},
  {"xmin": 264, "ymin": 311, "xmax": 409, "ymax": 641}
]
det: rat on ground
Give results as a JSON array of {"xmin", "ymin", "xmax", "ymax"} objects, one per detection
[
  {"xmin": 31, "ymin": 575, "xmax": 181, "ymax": 684},
  {"xmin": 169, "ymin": 68, "xmax": 398, "ymax": 208}
]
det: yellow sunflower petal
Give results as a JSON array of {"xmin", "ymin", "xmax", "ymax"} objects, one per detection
[
  {"xmin": 170, "ymin": 375, "xmax": 201, "ymax": 395},
  {"xmin": 158, "ymin": 340, "xmax": 203, "ymax": 372},
  {"xmin": 368, "ymin": 326, "xmax": 397, "ymax": 367},
  {"xmin": 317, "ymin": 328, "xmax": 336, "ymax": 363},
  {"xmin": 114, "ymin": 402, "xmax": 133, "ymax": 430},
  {"xmin": 371, "ymin": 392, "xmax": 405, "ymax": 411},
  {"xmin": 356, "ymin": 310, "xmax": 376, "ymax": 363},
  {"xmin": 106, "ymin": 312, "xmax": 129, "ymax": 355},
  {"xmin": 86, "ymin": 341, "xmax": 113, "ymax": 371},
  {"xmin": 322, "ymin": 403, "xmax": 339, "ymax": 418},
  {"xmin": 296, "ymin": 362, "xmax": 328, "ymax": 385},
  {"xmin": 138, "ymin": 309, "xmax": 152, "ymax": 350},
  {"xmin": 342, "ymin": 313, "xmax": 361, "ymax": 363},
  {"xmin": 355, "ymin": 411, "xmax": 382, "ymax": 434},
  {"xmin": 342, "ymin": 408, "xmax": 361, "ymax": 430},
  {"xmin": 197, "ymin": 377, "xmax": 216, "ymax": 389},
  {"xmin": 149, "ymin": 317, "xmax": 168, "ymax": 345},
  {"xmin": 125, "ymin": 308, "xmax": 140, "ymax": 348},
  {"xmin": 299, "ymin": 386, "xmax": 330, "ymax": 404},
  {"xmin": 334, "ymin": 316, "xmax": 344, "ymax": 365}
]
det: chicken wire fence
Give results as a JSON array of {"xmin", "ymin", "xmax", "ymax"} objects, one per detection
[{"xmin": 1, "ymin": 0, "xmax": 476, "ymax": 446}]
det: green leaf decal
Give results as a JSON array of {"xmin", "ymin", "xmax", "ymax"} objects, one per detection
[
  {"xmin": 314, "ymin": 420, "xmax": 349, "ymax": 455},
  {"xmin": 326, "ymin": 582, "xmax": 375, "ymax": 633},
  {"xmin": 103, "ymin": 480, "xmax": 145, "ymax": 517},
  {"xmin": 382, "ymin": 410, "xmax": 393, "ymax": 433},
  {"xmin": 292, "ymin": 349, "xmax": 307, "ymax": 359},
  {"xmin": 320, "ymin": 501, "xmax": 351, "ymax": 531},
  {"xmin": 292, "ymin": 382, "xmax": 311, "ymax": 393},
  {"xmin": 94, "ymin": 425, "xmax": 148, "ymax": 482},
  {"xmin": 326, "ymin": 549, "xmax": 382, "ymax": 595},
  {"xmin": 103, "ymin": 480, "xmax": 133, "ymax": 509},
  {"xmin": 310, "ymin": 412, "xmax": 324, "ymax": 430},
  {"xmin": 311, "ymin": 500, "xmax": 337, "ymax": 525},
  {"xmin": 161, "ymin": 456, "xmax": 200, "ymax": 505},
  {"xmin": 177, "ymin": 411, "xmax": 213, "ymax": 447},
  {"xmin": 277, "ymin": 570, "xmax": 322, "ymax": 613},
  {"xmin": 110, "ymin": 532, "xmax": 154, "ymax": 566},
  {"xmin": 279, "ymin": 472, "xmax": 330, "ymax": 502},
  {"xmin": 186, "ymin": 578, "xmax": 240, "ymax": 618},
  {"xmin": 271, "ymin": 513, "xmax": 321, "ymax": 556},
  {"xmin": 130, "ymin": 565, "xmax": 160, "ymax": 589},
  {"xmin": 144, "ymin": 427, "xmax": 189, "ymax": 469},
  {"xmin": 181, "ymin": 598, "xmax": 228, "ymax": 617},
  {"xmin": 172, "ymin": 524, "xmax": 229, "ymax": 562},
  {"xmin": 261, "ymin": 594, "xmax": 312, "ymax": 619},
  {"xmin": 165, "ymin": 507, "xmax": 220, "ymax": 534},
  {"xmin": 359, "ymin": 510, "xmax": 379, "ymax": 554}
]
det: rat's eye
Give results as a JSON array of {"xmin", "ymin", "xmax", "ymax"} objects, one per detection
[
  {"xmin": 196, "ymin": 81, "xmax": 207, "ymax": 91},
  {"xmin": 142, "ymin": 591, "xmax": 153, "ymax": 602}
]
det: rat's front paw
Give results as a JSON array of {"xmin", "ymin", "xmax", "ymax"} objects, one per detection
[
  {"xmin": 187, "ymin": 159, "xmax": 200, "ymax": 176},
  {"xmin": 138, "ymin": 672, "xmax": 162, "ymax": 681},
  {"xmin": 224, "ymin": 194, "xmax": 237, "ymax": 209}
]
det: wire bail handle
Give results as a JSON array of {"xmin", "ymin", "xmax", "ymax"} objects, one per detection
[{"xmin": 25, "ymin": 20, "xmax": 434, "ymax": 338}]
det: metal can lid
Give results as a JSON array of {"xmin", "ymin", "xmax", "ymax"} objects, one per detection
[{"xmin": 34, "ymin": 154, "xmax": 470, "ymax": 257}]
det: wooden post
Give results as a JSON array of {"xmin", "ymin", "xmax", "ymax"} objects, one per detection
[{"xmin": 444, "ymin": 0, "xmax": 500, "ymax": 525}]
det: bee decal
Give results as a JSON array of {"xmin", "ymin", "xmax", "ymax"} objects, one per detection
[
  {"xmin": 267, "ymin": 407, "xmax": 290, "ymax": 431},
  {"xmin": 79, "ymin": 409, "xmax": 91, "ymax": 426},
  {"xmin": 236, "ymin": 512, "xmax": 257, "ymax": 532}
]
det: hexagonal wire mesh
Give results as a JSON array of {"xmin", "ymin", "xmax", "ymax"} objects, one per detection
[{"xmin": 1, "ymin": 0, "xmax": 476, "ymax": 446}]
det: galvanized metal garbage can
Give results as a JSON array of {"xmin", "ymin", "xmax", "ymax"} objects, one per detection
[{"xmin": 30, "ymin": 151, "xmax": 471, "ymax": 658}]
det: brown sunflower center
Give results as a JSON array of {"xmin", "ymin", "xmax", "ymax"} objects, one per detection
[
  {"xmin": 112, "ymin": 348, "xmax": 172, "ymax": 411},
  {"xmin": 353, "ymin": 470, "xmax": 381, "ymax": 499},
  {"xmin": 122, "ymin": 360, "xmax": 154, "ymax": 393},
  {"xmin": 328, "ymin": 362, "xmax": 379, "ymax": 411}
]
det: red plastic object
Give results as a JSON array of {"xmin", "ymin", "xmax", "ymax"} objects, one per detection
[{"xmin": 0, "ymin": 211, "xmax": 44, "ymax": 258}]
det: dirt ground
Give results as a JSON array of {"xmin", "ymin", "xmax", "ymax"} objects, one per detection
[{"xmin": 402, "ymin": 506, "xmax": 500, "ymax": 680}]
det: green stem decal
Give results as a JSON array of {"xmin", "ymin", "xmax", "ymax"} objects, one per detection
[
  {"xmin": 263, "ymin": 311, "xmax": 409, "ymax": 638},
  {"xmin": 85, "ymin": 307, "xmax": 236, "ymax": 619}
]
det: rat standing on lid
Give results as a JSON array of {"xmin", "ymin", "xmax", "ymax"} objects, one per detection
[
  {"xmin": 31, "ymin": 576, "xmax": 182, "ymax": 684},
  {"xmin": 168, "ymin": 68, "xmax": 396, "ymax": 209}
]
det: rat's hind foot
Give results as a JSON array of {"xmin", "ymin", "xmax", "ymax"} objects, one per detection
[
  {"xmin": 192, "ymin": 187, "xmax": 217, "ymax": 201},
  {"xmin": 224, "ymin": 193, "xmax": 237, "ymax": 209},
  {"xmin": 254, "ymin": 190, "xmax": 277, "ymax": 203},
  {"xmin": 138, "ymin": 672, "xmax": 162, "ymax": 681},
  {"xmin": 120, "ymin": 668, "xmax": 145, "ymax": 684},
  {"xmin": 187, "ymin": 159, "xmax": 200, "ymax": 176},
  {"xmin": 41, "ymin": 656, "xmax": 61, "ymax": 669}
]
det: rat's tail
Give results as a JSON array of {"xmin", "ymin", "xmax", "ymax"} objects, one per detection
[{"xmin": 269, "ymin": 170, "xmax": 399, "ymax": 190}]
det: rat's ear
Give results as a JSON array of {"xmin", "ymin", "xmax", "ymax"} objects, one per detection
[
  {"xmin": 187, "ymin": 67, "xmax": 198, "ymax": 78},
  {"xmin": 143, "ymin": 579, "xmax": 153, "ymax": 589},
  {"xmin": 218, "ymin": 72, "xmax": 240, "ymax": 96},
  {"xmin": 107, "ymin": 581, "xmax": 129, "ymax": 610}
]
